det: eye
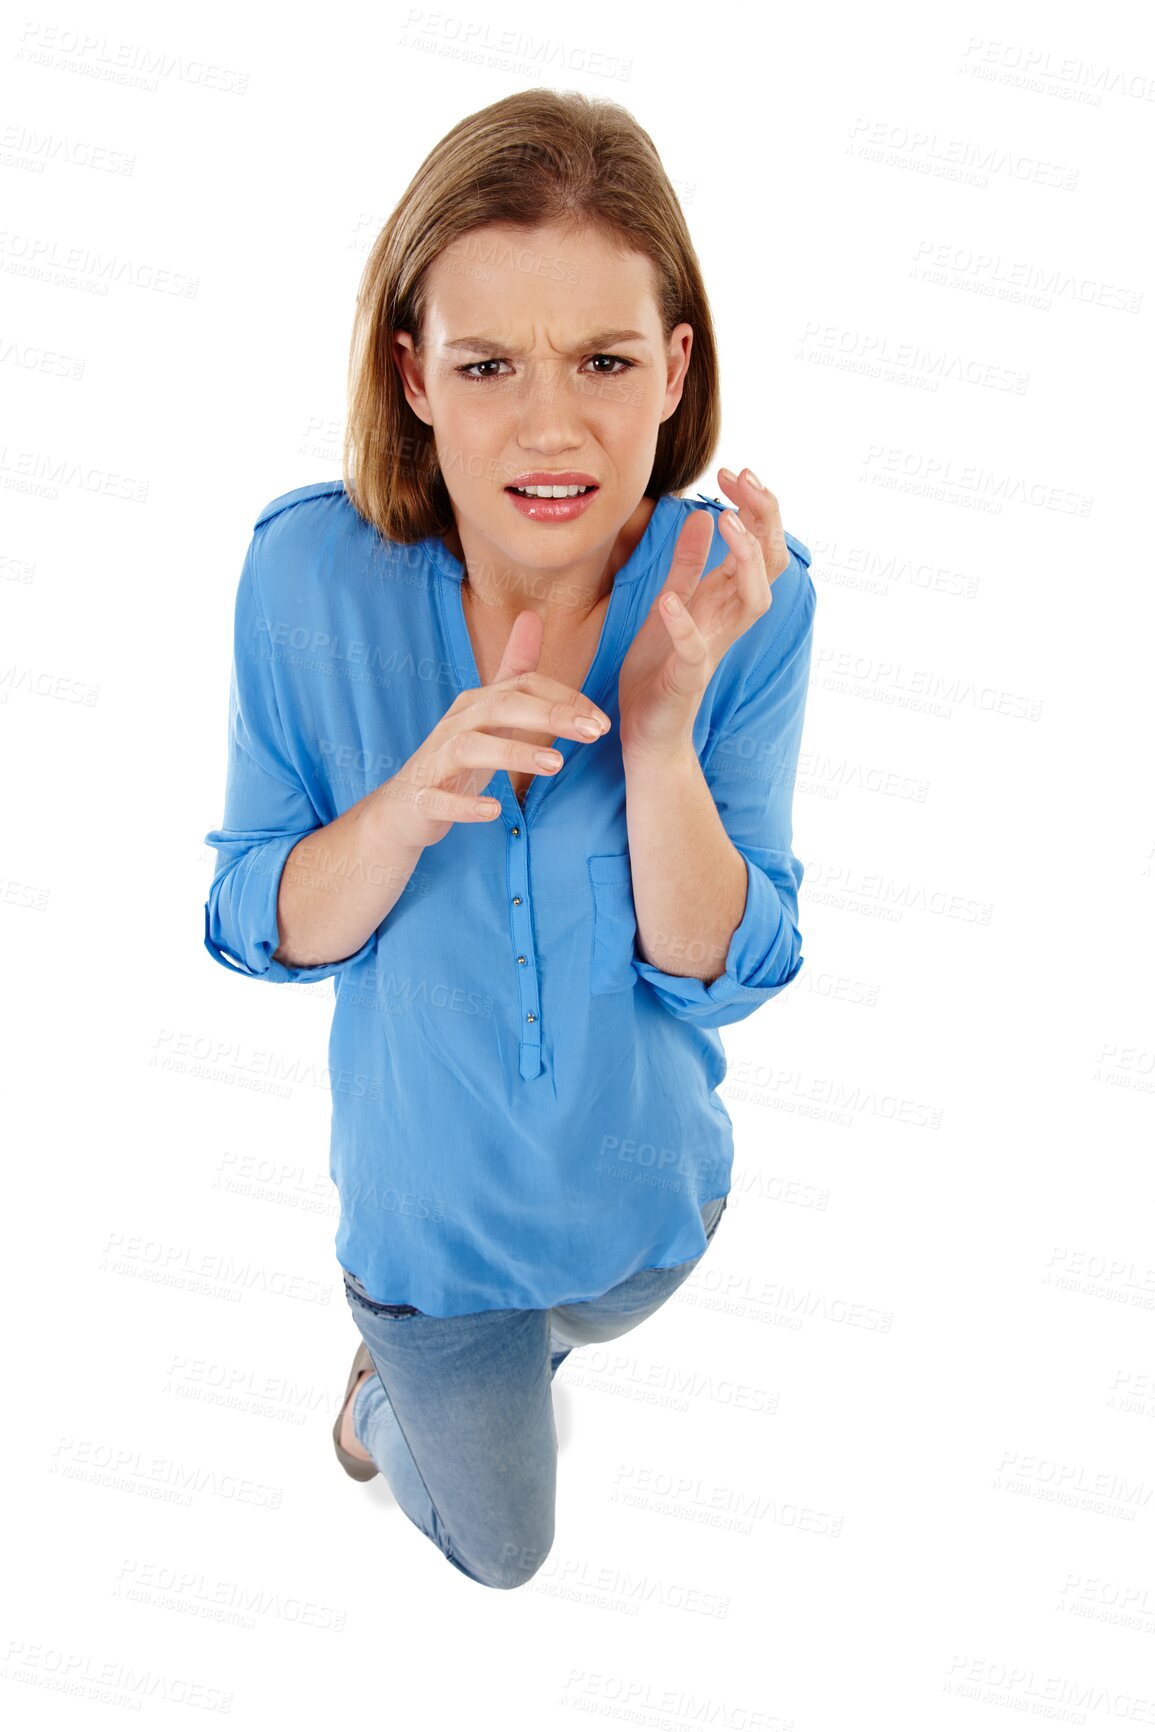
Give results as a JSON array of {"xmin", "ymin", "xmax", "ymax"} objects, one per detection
[
  {"xmin": 454, "ymin": 358, "xmax": 511, "ymax": 381},
  {"xmin": 585, "ymin": 354, "xmax": 637, "ymax": 376},
  {"xmin": 453, "ymin": 354, "xmax": 638, "ymax": 382}
]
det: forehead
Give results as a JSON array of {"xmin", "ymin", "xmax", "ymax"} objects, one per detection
[{"xmin": 422, "ymin": 222, "xmax": 659, "ymax": 339}]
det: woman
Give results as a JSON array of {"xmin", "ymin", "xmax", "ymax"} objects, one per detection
[{"xmin": 203, "ymin": 88, "xmax": 817, "ymax": 1591}]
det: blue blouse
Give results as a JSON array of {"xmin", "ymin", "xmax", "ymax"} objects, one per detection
[{"xmin": 203, "ymin": 482, "xmax": 817, "ymax": 1315}]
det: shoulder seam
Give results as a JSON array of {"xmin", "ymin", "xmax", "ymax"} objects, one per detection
[
  {"xmin": 242, "ymin": 528, "xmax": 315, "ymax": 796},
  {"xmin": 740, "ymin": 564, "xmax": 815, "ymax": 700},
  {"xmin": 699, "ymin": 563, "xmax": 815, "ymax": 777},
  {"xmin": 690, "ymin": 494, "xmax": 812, "ymax": 570},
  {"xmin": 254, "ymin": 479, "xmax": 346, "ymax": 531},
  {"xmin": 785, "ymin": 532, "xmax": 812, "ymax": 569},
  {"xmin": 751, "ymin": 561, "xmax": 813, "ymax": 682}
]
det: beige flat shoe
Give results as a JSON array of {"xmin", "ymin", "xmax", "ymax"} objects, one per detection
[{"xmin": 333, "ymin": 1339, "xmax": 379, "ymax": 1482}]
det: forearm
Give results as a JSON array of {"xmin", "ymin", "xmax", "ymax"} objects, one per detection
[
  {"xmin": 622, "ymin": 741, "xmax": 748, "ymax": 986},
  {"xmin": 273, "ymin": 785, "xmax": 426, "ymax": 969}
]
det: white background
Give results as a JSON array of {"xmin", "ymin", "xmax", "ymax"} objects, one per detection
[{"xmin": 4, "ymin": 0, "xmax": 1153, "ymax": 1726}]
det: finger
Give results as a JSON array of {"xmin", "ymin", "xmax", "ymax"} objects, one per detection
[
  {"xmin": 430, "ymin": 786, "xmax": 504, "ymax": 822},
  {"xmin": 385, "ymin": 774, "xmax": 501, "ymax": 825},
  {"xmin": 444, "ymin": 729, "xmax": 566, "ymax": 778},
  {"xmin": 717, "ymin": 466, "xmax": 779, "ymax": 517},
  {"xmin": 658, "ymin": 590, "xmax": 711, "ymax": 689},
  {"xmin": 717, "ymin": 467, "xmax": 789, "ymax": 582},
  {"xmin": 449, "ymin": 684, "xmax": 610, "ymax": 741},
  {"xmin": 717, "ymin": 508, "xmax": 772, "ymax": 614},
  {"xmin": 504, "ymin": 669, "xmax": 611, "ymax": 723},
  {"xmin": 663, "ymin": 508, "xmax": 716, "ymax": 608},
  {"xmin": 449, "ymin": 671, "xmax": 611, "ymax": 730},
  {"xmin": 492, "ymin": 608, "xmax": 544, "ymax": 686},
  {"xmin": 487, "ymin": 685, "xmax": 612, "ymax": 739}
]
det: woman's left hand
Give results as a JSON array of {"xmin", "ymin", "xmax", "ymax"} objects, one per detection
[{"xmin": 617, "ymin": 466, "xmax": 791, "ymax": 761}]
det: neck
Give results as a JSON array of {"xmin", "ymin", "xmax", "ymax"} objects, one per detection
[{"xmin": 448, "ymin": 493, "xmax": 657, "ymax": 625}]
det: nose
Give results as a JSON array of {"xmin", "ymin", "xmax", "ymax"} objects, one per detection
[{"xmin": 513, "ymin": 362, "xmax": 591, "ymax": 455}]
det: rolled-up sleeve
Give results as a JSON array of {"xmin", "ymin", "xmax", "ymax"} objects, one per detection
[
  {"xmin": 203, "ymin": 536, "xmax": 377, "ymax": 985},
  {"xmin": 632, "ymin": 556, "xmax": 817, "ymax": 1027}
]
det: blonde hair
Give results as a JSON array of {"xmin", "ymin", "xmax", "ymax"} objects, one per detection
[{"xmin": 342, "ymin": 87, "xmax": 721, "ymax": 545}]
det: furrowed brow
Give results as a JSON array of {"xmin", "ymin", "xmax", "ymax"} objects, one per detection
[{"xmin": 443, "ymin": 328, "xmax": 649, "ymax": 355}]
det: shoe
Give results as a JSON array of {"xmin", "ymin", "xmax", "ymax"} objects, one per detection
[{"xmin": 333, "ymin": 1339, "xmax": 379, "ymax": 1482}]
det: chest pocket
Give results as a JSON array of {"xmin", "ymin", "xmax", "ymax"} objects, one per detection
[{"xmin": 588, "ymin": 852, "xmax": 639, "ymax": 995}]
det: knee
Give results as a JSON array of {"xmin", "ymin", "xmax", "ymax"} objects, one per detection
[{"xmin": 463, "ymin": 1531, "xmax": 554, "ymax": 1591}]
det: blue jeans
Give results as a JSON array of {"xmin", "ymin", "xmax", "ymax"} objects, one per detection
[{"xmin": 340, "ymin": 1194, "xmax": 728, "ymax": 1591}]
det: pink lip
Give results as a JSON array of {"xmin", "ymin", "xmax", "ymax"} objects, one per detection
[{"xmin": 505, "ymin": 484, "xmax": 600, "ymax": 523}]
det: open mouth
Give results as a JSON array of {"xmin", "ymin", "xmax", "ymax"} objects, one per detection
[{"xmin": 505, "ymin": 484, "xmax": 599, "ymax": 498}]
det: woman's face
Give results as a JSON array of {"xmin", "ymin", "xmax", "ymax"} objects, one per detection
[{"xmin": 393, "ymin": 222, "xmax": 693, "ymax": 584}]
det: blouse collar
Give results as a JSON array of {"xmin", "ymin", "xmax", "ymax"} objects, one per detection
[{"xmin": 419, "ymin": 492, "xmax": 683, "ymax": 588}]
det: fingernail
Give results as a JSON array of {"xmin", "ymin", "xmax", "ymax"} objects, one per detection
[
  {"xmin": 726, "ymin": 509, "xmax": 749, "ymax": 533},
  {"xmin": 745, "ymin": 469, "xmax": 764, "ymax": 491},
  {"xmin": 719, "ymin": 467, "xmax": 738, "ymax": 484},
  {"xmin": 576, "ymin": 718, "xmax": 601, "ymax": 738}
]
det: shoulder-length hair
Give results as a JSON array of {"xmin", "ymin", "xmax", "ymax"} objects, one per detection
[{"xmin": 342, "ymin": 87, "xmax": 721, "ymax": 546}]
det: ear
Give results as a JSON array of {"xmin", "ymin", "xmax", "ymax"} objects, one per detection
[
  {"xmin": 659, "ymin": 322, "xmax": 694, "ymax": 425},
  {"xmin": 392, "ymin": 331, "xmax": 434, "ymax": 427}
]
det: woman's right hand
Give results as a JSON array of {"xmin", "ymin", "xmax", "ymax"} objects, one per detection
[{"xmin": 373, "ymin": 609, "xmax": 613, "ymax": 848}]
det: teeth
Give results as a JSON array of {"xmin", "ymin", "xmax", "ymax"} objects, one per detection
[{"xmin": 511, "ymin": 484, "xmax": 593, "ymax": 497}]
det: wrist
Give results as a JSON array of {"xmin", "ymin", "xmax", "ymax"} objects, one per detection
[
  {"xmin": 368, "ymin": 778, "xmax": 432, "ymax": 855},
  {"xmin": 621, "ymin": 734, "xmax": 700, "ymax": 778}
]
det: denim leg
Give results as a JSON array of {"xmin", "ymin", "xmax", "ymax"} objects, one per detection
[
  {"xmin": 549, "ymin": 1195, "xmax": 727, "ymax": 1353},
  {"xmin": 351, "ymin": 1371, "xmax": 435, "ymax": 1531},
  {"xmin": 548, "ymin": 1339, "xmax": 574, "ymax": 1376},
  {"xmin": 339, "ymin": 1196, "xmax": 728, "ymax": 1586},
  {"xmin": 341, "ymin": 1283, "xmax": 558, "ymax": 1591}
]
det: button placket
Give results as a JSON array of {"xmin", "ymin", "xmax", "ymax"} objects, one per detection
[
  {"xmin": 507, "ymin": 820, "xmax": 543, "ymax": 1080},
  {"xmin": 430, "ymin": 506, "xmax": 683, "ymax": 1087}
]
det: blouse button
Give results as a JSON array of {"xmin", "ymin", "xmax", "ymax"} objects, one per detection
[
  {"xmin": 517, "ymin": 955, "xmax": 527, "ymax": 966},
  {"xmin": 511, "ymin": 826, "xmax": 520, "ymax": 836},
  {"xmin": 527, "ymin": 1012, "xmax": 537, "ymax": 1023},
  {"xmin": 512, "ymin": 895, "xmax": 522, "ymax": 905}
]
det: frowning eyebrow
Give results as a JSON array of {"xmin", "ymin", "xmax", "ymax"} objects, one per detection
[{"xmin": 442, "ymin": 328, "xmax": 649, "ymax": 355}]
